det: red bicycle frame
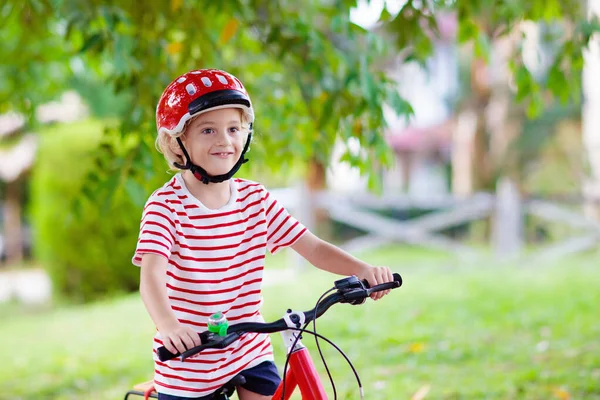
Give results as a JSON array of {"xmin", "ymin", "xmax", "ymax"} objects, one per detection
[{"xmin": 272, "ymin": 345, "xmax": 327, "ymax": 399}]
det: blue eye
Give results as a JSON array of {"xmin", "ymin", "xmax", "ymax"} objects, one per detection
[{"xmin": 201, "ymin": 128, "xmax": 214, "ymax": 135}]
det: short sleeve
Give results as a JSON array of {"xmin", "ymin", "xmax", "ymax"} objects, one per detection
[
  {"xmin": 264, "ymin": 189, "xmax": 307, "ymax": 254},
  {"xmin": 132, "ymin": 198, "xmax": 176, "ymax": 266}
]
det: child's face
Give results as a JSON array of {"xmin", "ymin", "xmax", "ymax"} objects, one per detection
[{"xmin": 180, "ymin": 108, "xmax": 248, "ymax": 177}]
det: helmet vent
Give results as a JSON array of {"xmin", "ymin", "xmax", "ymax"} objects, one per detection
[
  {"xmin": 216, "ymin": 74, "xmax": 229, "ymax": 85},
  {"xmin": 186, "ymin": 84, "xmax": 197, "ymax": 95},
  {"xmin": 201, "ymin": 77, "xmax": 212, "ymax": 87}
]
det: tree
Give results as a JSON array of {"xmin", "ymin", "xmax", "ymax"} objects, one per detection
[
  {"xmin": 2, "ymin": 0, "xmax": 599, "ymax": 297},
  {"xmin": 3, "ymin": 1, "xmax": 597, "ymax": 195},
  {"xmin": 2, "ymin": 0, "xmax": 410, "ymax": 298},
  {"xmin": 381, "ymin": 0, "xmax": 596, "ymax": 194}
]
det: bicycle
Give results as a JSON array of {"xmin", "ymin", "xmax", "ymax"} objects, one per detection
[{"xmin": 124, "ymin": 272, "xmax": 402, "ymax": 400}]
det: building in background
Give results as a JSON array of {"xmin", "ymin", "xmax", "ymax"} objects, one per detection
[{"xmin": 328, "ymin": 11, "xmax": 458, "ymax": 197}]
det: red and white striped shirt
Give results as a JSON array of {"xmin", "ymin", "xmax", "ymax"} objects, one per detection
[{"xmin": 132, "ymin": 174, "xmax": 307, "ymax": 398}]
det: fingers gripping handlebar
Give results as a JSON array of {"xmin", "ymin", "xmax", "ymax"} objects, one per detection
[{"xmin": 156, "ymin": 273, "xmax": 402, "ymax": 362}]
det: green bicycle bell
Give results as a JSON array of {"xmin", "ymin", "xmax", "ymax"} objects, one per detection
[{"xmin": 207, "ymin": 311, "xmax": 229, "ymax": 337}]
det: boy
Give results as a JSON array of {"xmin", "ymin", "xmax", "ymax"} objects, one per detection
[{"xmin": 133, "ymin": 69, "xmax": 393, "ymax": 399}]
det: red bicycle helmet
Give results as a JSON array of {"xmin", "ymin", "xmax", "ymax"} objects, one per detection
[{"xmin": 155, "ymin": 69, "xmax": 254, "ymax": 184}]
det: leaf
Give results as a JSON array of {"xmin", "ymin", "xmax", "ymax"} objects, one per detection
[
  {"xmin": 359, "ymin": 55, "xmax": 377, "ymax": 106},
  {"xmin": 166, "ymin": 41, "xmax": 183, "ymax": 55},
  {"xmin": 546, "ymin": 65, "xmax": 569, "ymax": 103},
  {"xmin": 171, "ymin": 0, "xmax": 183, "ymax": 12},
  {"xmin": 526, "ymin": 93, "xmax": 544, "ymax": 119},
  {"xmin": 474, "ymin": 31, "xmax": 491, "ymax": 62},
  {"xmin": 79, "ymin": 33, "xmax": 103, "ymax": 53},
  {"xmin": 379, "ymin": 5, "xmax": 393, "ymax": 23},
  {"xmin": 367, "ymin": 171, "xmax": 383, "ymax": 194},
  {"xmin": 458, "ymin": 19, "xmax": 478, "ymax": 43},
  {"xmin": 220, "ymin": 18, "xmax": 239, "ymax": 44},
  {"xmin": 387, "ymin": 88, "xmax": 414, "ymax": 121},
  {"xmin": 125, "ymin": 177, "xmax": 147, "ymax": 208},
  {"xmin": 514, "ymin": 65, "xmax": 535, "ymax": 102},
  {"xmin": 542, "ymin": 0, "xmax": 561, "ymax": 21}
]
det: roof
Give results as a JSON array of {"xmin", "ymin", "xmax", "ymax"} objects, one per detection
[{"xmin": 386, "ymin": 119, "xmax": 453, "ymax": 156}]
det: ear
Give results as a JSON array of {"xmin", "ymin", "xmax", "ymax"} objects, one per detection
[{"xmin": 170, "ymin": 136, "xmax": 184, "ymax": 156}]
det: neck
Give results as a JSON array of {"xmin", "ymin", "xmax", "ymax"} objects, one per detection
[{"xmin": 181, "ymin": 170, "xmax": 231, "ymax": 209}]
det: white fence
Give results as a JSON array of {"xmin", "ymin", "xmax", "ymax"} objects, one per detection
[{"xmin": 272, "ymin": 182, "xmax": 600, "ymax": 263}]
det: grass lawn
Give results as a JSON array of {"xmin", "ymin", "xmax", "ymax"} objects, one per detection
[{"xmin": 1, "ymin": 246, "xmax": 599, "ymax": 399}]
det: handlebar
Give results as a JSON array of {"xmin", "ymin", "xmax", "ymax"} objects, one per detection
[{"xmin": 157, "ymin": 273, "xmax": 402, "ymax": 362}]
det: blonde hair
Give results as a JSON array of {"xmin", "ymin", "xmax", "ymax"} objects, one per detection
[{"xmin": 155, "ymin": 108, "xmax": 253, "ymax": 171}]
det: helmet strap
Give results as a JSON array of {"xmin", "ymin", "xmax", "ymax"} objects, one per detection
[{"xmin": 173, "ymin": 132, "xmax": 252, "ymax": 185}]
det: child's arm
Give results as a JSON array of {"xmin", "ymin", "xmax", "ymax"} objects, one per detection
[
  {"xmin": 140, "ymin": 253, "xmax": 201, "ymax": 354},
  {"xmin": 291, "ymin": 231, "xmax": 394, "ymax": 300}
]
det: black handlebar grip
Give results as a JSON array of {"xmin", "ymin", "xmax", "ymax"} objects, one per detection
[
  {"xmin": 157, "ymin": 346, "xmax": 179, "ymax": 362},
  {"xmin": 367, "ymin": 273, "xmax": 403, "ymax": 293}
]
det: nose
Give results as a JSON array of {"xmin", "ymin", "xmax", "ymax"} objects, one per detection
[{"xmin": 215, "ymin": 128, "xmax": 231, "ymax": 146}]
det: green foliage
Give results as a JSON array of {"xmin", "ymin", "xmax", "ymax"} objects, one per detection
[
  {"xmin": 2, "ymin": 0, "xmax": 598, "ymax": 179},
  {"xmin": 58, "ymin": 0, "xmax": 411, "ymax": 198},
  {"xmin": 516, "ymin": 102, "xmax": 582, "ymax": 194},
  {"xmin": 381, "ymin": 0, "xmax": 597, "ymax": 119},
  {"xmin": 1, "ymin": 249, "xmax": 599, "ymax": 399},
  {"xmin": 5, "ymin": 0, "xmax": 600, "ymax": 301},
  {"xmin": 0, "ymin": 2, "xmax": 72, "ymax": 120},
  {"xmin": 29, "ymin": 120, "xmax": 167, "ymax": 302},
  {"xmin": 69, "ymin": 75, "xmax": 131, "ymax": 118},
  {"xmin": 433, "ymin": 0, "xmax": 593, "ymax": 122},
  {"xmin": 3, "ymin": 0, "xmax": 598, "ymax": 148}
]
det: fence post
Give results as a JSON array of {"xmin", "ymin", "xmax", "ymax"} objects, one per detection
[{"xmin": 492, "ymin": 177, "xmax": 523, "ymax": 258}]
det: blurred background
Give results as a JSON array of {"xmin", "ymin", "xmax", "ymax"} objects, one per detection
[{"xmin": 1, "ymin": 0, "xmax": 599, "ymax": 399}]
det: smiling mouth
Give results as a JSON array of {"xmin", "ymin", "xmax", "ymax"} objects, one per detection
[{"xmin": 211, "ymin": 152, "xmax": 234, "ymax": 157}]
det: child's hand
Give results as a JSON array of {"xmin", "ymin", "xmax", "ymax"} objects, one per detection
[
  {"xmin": 160, "ymin": 322, "xmax": 202, "ymax": 355},
  {"xmin": 356, "ymin": 265, "xmax": 395, "ymax": 301}
]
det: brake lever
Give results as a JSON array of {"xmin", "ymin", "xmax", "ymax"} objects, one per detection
[
  {"xmin": 342, "ymin": 289, "xmax": 368, "ymax": 305},
  {"xmin": 334, "ymin": 275, "xmax": 368, "ymax": 291},
  {"xmin": 334, "ymin": 275, "xmax": 370, "ymax": 305}
]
